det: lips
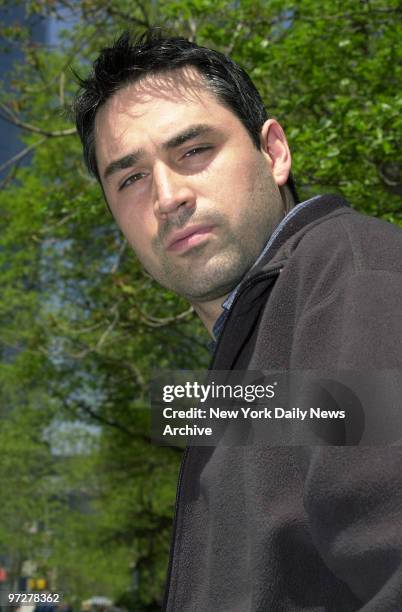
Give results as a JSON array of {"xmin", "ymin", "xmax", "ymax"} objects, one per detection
[{"xmin": 166, "ymin": 224, "xmax": 214, "ymax": 253}]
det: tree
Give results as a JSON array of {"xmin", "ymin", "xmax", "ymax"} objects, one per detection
[{"xmin": 0, "ymin": 0, "xmax": 401, "ymax": 608}]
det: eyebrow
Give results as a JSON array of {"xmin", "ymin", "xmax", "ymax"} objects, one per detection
[{"xmin": 102, "ymin": 123, "xmax": 216, "ymax": 181}]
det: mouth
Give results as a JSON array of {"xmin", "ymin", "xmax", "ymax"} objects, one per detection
[{"xmin": 166, "ymin": 224, "xmax": 215, "ymax": 254}]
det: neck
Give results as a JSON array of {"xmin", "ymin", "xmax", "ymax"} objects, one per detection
[
  {"xmin": 191, "ymin": 296, "xmax": 228, "ymax": 338},
  {"xmin": 190, "ymin": 194, "xmax": 294, "ymax": 338}
]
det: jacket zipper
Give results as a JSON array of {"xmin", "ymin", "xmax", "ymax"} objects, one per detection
[
  {"xmin": 210, "ymin": 266, "xmax": 284, "ymax": 366},
  {"xmin": 162, "ymin": 445, "xmax": 190, "ymax": 611},
  {"xmin": 162, "ymin": 266, "xmax": 282, "ymax": 610}
]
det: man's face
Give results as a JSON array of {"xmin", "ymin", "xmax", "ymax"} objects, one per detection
[{"xmin": 95, "ymin": 69, "xmax": 286, "ymax": 304}]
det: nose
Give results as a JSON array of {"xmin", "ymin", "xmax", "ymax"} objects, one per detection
[{"xmin": 153, "ymin": 162, "xmax": 195, "ymax": 218}]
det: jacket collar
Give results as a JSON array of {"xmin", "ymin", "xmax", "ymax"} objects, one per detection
[
  {"xmin": 210, "ymin": 194, "xmax": 351, "ymax": 368},
  {"xmin": 252, "ymin": 193, "xmax": 350, "ymax": 276},
  {"xmin": 213, "ymin": 194, "xmax": 350, "ymax": 335}
]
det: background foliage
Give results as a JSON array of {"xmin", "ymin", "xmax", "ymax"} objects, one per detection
[{"xmin": 0, "ymin": 0, "xmax": 401, "ymax": 609}]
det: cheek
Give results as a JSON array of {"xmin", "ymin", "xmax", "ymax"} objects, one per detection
[
  {"xmin": 212, "ymin": 146, "xmax": 261, "ymax": 195},
  {"xmin": 114, "ymin": 206, "xmax": 157, "ymax": 263},
  {"xmin": 207, "ymin": 149, "xmax": 263, "ymax": 212}
]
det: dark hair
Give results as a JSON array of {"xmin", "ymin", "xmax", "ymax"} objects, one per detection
[{"xmin": 73, "ymin": 30, "xmax": 298, "ymax": 203}]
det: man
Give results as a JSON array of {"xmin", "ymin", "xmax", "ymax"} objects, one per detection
[{"xmin": 74, "ymin": 31, "xmax": 402, "ymax": 611}]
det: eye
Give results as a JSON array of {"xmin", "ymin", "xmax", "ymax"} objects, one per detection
[
  {"xmin": 119, "ymin": 172, "xmax": 147, "ymax": 191},
  {"xmin": 183, "ymin": 146, "xmax": 212, "ymax": 158}
]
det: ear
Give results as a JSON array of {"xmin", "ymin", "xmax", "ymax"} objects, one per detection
[{"xmin": 260, "ymin": 119, "xmax": 292, "ymax": 186}]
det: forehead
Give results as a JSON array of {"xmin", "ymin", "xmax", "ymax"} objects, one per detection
[{"xmin": 94, "ymin": 68, "xmax": 242, "ymax": 159}]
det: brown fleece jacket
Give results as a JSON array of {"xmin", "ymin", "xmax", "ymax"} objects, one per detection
[{"xmin": 162, "ymin": 194, "xmax": 402, "ymax": 612}]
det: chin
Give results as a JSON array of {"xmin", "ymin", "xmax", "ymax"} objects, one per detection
[
  {"xmin": 158, "ymin": 254, "xmax": 250, "ymax": 300},
  {"xmin": 174, "ymin": 277, "xmax": 241, "ymax": 303}
]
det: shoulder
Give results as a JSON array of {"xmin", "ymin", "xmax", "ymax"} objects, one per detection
[
  {"xmin": 275, "ymin": 207, "xmax": 402, "ymax": 316},
  {"xmin": 292, "ymin": 207, "xmax": 402, "ymax": 275}
]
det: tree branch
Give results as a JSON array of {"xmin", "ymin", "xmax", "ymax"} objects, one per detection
[
  {"xmin": 69, "ymin": 303, "xmax": 121, "ymax": 358},
  {"xmin": 111, "ymin": 239, "xmax": 128, "ymax": 274},
  {"xmin": 105, "ymin": 6, "xmax": 150, "ymax": 28},
  {"xmin": 292, "ymin": 6, "xmax": 402, "ymax": 23},
  {"xmin": 58, "ymin": 395, "xmax": 183, "ymax": 452},
  {"xmin": 59, "ymin": 395, "xmax": 144, "ymax": 440},
  {"xmin": 0, "ymin": 103, "xmax": 76, "ymax": 137},
  {"xmin": 0, "ymin": 137, "xmax": 46, "ymax": 176},
  {"xmin": 0, "ymin": 161, "xmax": 19, "ymax": 189},
  {"xmin": 129, "ymin": 304, "xmax": 195, "ymax": 328}
]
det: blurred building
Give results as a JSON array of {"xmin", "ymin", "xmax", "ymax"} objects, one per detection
[{"xmin": 0, "ymin": 5, "xmax": 49, "ymax": 178}]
